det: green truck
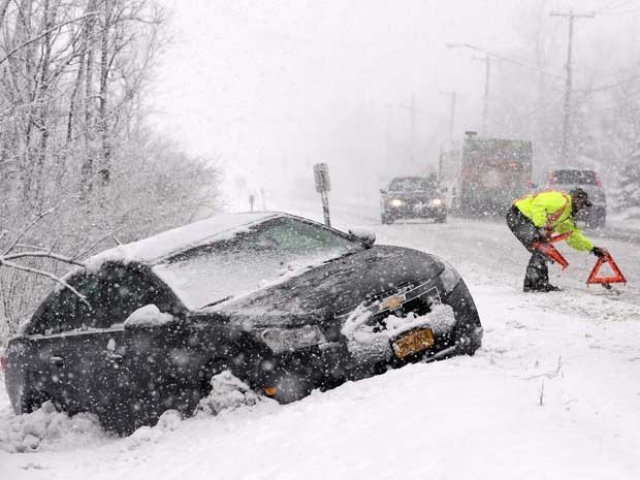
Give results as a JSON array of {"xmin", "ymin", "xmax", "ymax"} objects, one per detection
[{"xmin": 459, "ymin": 132, "xmax": 533, "ymax": 216}]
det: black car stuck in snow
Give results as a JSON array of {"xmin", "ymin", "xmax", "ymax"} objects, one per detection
[{"xmin": 2, "ymin": 212, "xmax": 482, "ymax": 434}]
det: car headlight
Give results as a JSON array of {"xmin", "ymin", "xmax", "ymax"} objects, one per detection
[
  {"xmin": 439, "ymin": 259, "xmax": 461, "ymax": 294},
  {"xmin": 260, "ymin": 326, "xmax": 327, "ymax": 353},
  {"xmin": 431, "ymin": 198, "xmax": 443, "ymax": 206},
  {"xmin": 390, "ymin": 198, "xmax": 404, "ymax": 207}
]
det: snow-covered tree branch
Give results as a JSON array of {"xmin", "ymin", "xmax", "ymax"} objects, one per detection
[{"xmin": 0, "ymin": 0, "xmax": 222, "ymax": 345}]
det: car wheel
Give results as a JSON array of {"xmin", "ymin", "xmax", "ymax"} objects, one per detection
[
  {"xmin": 435, "ymin": 215, "xmax": 447, "ymax": 224},
  {"xmin": 381, "ymin": 214, "xmax": 392, "ymax": 225}
]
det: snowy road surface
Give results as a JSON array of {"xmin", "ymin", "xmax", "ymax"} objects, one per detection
[{"xmin": 2, "ymin": 214, "xmax": 640, "ymax": 480}]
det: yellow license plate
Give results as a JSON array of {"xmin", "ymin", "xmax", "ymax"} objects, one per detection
[{"xmin": 393, "ymin": 328, "xmax": 435, "ymax": 359}]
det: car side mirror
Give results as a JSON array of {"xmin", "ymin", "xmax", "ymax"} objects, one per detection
[
  {"xmin": 348, "ymin": 227, "xmax": 376, "ymax": 248},
  {"xmin": 124, "ymin": 304, "xmax": 178, "ymax": 329}
]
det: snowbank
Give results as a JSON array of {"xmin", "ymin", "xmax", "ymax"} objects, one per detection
[{"xmin": 0, "ymin": 401, "xmax": 109, "ymax": 454}]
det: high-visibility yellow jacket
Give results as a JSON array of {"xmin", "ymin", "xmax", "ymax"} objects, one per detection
[{"xmin": 514, "ymin": 190, "xmax": 594, "ymax": 252}]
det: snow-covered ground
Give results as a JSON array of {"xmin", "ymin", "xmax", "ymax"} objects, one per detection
[{"xmin": 2, "ymin": 211, "xmax": 640, "ymax": 479}]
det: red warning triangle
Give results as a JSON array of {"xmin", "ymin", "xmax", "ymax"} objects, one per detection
[
  {"xmin": 533, "ymin": 242, "xmax": 569, "ymax": 270},
  {"xmin": 549, "ymin": 232, "xmax": 572, "ymax": 244},
  {"xmin": 587, "ymin": 253, "xmax": 627, "ymax": 285}
]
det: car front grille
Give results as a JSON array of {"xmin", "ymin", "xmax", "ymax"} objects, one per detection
[{"xmin": 336, "ymin": 280, "xmax": 440, "ymax": 330}]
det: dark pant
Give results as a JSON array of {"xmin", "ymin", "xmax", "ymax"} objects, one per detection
[{"xmin": 506, "ymin": 206, "xmax": 549, "ymax": 290}]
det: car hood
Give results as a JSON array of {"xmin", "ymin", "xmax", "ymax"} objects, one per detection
[{"xmin": 207, "ymin": 245, "xmax": 444, "ymax": 326}]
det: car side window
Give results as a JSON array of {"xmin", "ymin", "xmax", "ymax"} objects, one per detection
[
  {"xmin": 28, "ymin": 286, "xmax": 80, "ymax": 335},
  {"xmin": 28, "ymin": 263, "xmax": 178, "ymax": 335},
  {"xmin": 76, "ymin": 263, "xmax": 176, "ymax": 329}
]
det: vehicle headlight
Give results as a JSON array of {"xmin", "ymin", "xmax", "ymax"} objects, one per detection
[
  {"xmin": 390, "ymin": 198, "xmax": 404, "ymax": 207},
  {"xmin": 431, "ymin": 198, "xmax": 443, "ymax": 206},
  {"xmin": 439, "ymin": 259, "xmax": 461, "ymax": 294},
  {"xmin": 260, "ymin": 326, "xmax": 327, "ymax": 353}
]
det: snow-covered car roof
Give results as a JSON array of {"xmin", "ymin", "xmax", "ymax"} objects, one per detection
[{"xmin": 83, "ymin": 211, "xmax": 281, "ymax": 271}]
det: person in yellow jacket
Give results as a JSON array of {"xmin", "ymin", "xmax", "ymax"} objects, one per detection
[{"xmin": 506, "ymin": 187, "xmax": 607, "ymax": 292}]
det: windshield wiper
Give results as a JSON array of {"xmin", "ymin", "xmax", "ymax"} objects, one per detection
[
  {"xmin": 200, "ymin": 296, "xmax": 233, "ymax": 309},
  {"xmin": 322, "ymin": 249, "xmax": 360, "ymax": 264}
]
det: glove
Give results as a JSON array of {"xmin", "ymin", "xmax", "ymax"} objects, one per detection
[{"xmin": 591, "ymin": 246, "xmax": 607, "ymax": 258}]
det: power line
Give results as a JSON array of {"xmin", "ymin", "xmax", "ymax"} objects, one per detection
[
  {"xmin": 596, "ymin": 0, "xmax": 633, "ymax": 13},
  {"xmin": 599, "ymin": 6, "xmax": 640, "ymax": 15},
  {"xmin": 577, "ymin": 72, "xmax": 640, "ymax": 93},
  {"xmin": 446, "ymin": 42, "xmax": 565, "ymax": 80}
]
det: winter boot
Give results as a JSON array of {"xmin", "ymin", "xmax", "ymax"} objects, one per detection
[{"xmin": 523, "ymin": 252, "xmax": 558, "ymax": 292}]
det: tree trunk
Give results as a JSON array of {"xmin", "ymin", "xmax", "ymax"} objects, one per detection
[
  {"xmin": 98, "ymin": 0, "xmax": 113, "ymax": 185},
  {"xmin": 81, "ymin": 0, "xmax": 97, "ymax": 194}
]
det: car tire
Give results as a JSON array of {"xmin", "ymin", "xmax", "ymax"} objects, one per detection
[
  {"xmin": 381, "ymin": 214, "xmax": 392, "ymax": 225},
  {"xmin": 435, "ymin": 215, "xmax": 447, "ymax": 224}
]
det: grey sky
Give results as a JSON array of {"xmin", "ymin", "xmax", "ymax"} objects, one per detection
[{"xmin": 148, "ymin": 0, "xmax": 640, "ymax": 209}]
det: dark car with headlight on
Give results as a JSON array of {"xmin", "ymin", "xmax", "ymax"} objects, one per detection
[
  {"xmin": 381, "ymin": 176, "xmax": 447, "ymax": 224},
  {"xmin": 2, "ymin": 212, "xmax": 481, "ymax": 434}
]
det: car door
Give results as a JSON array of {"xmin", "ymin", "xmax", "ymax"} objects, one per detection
[
  {"xmin": 101, "ymin": 263, "xmax": 198, "ymax": 431},
  {"xmin": 22, "ymin": 262, "xmax": 185, "ymax": 433},
  {"xmin": 21, "ymin": 271, "xmax": 125, "ymax": 419}
]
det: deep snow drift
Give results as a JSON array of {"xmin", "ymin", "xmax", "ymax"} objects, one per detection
[{"xmin": 1, "ymin": 214, "xmax": 639, "ymax": 480}]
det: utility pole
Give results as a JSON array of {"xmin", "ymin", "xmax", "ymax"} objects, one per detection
[
  {"xmin": 447, "ymin": 44, "xmax": 493, "ymax": 136},
  {"xmin": 550, "ymin": 9, "xmax": 595, "ymax": 160},
  {"xmin": 408, "ymin": 95, "xmax": 417, "ymax": 162},
  {"xmin": 400, "ymin": 96, "xmax": 418, "ymax": 162},
  {"xmin": 472, "ymin": 55, "xmax": 491, "ymax": 135},
  {"xmin": 440, "ymin": 90, "xmax": 457, "ymax": 145}
]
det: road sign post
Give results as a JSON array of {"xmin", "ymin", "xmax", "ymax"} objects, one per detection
[{"xmin": 313, "ymin": 163, "xmax": 331, "ymax": 227}]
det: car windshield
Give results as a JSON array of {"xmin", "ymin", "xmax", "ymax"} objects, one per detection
[
  {"xmin": 152, "ymin": 217, "xmax": 363, "ymax": 309},
  {"xmin": 388, "ymin": 177, "xmax": 435, "ymax": 192},
  {"xmin": 550, "ymin": 170, "xmax": 598, "ymax": 185}
]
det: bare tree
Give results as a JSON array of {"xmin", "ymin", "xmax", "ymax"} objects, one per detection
[{"xmin": 0, "ymin": 0, "xmax": 222, "ymax": 346}]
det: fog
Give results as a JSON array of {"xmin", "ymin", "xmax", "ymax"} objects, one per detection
[{"xmin": 149, "ymin": 0, "xmax": 640, "ymax": 212}]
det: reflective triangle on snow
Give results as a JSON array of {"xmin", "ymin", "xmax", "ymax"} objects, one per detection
[
  {"xmin": 587, "ymin": 252, "xmax": 627, "ymax": 285},
  {"xmin": 533, "ymin": 241, "xmax": 569, "ymax": 269}
]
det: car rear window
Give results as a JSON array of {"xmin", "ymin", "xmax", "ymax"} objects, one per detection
[
  {"xmin": 27, "ymin": 263, "xmax": 176, "ymax": 335},
  {"xmin": 550, "ymin": 170, "xmax": 598, "ymax": 185}
]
